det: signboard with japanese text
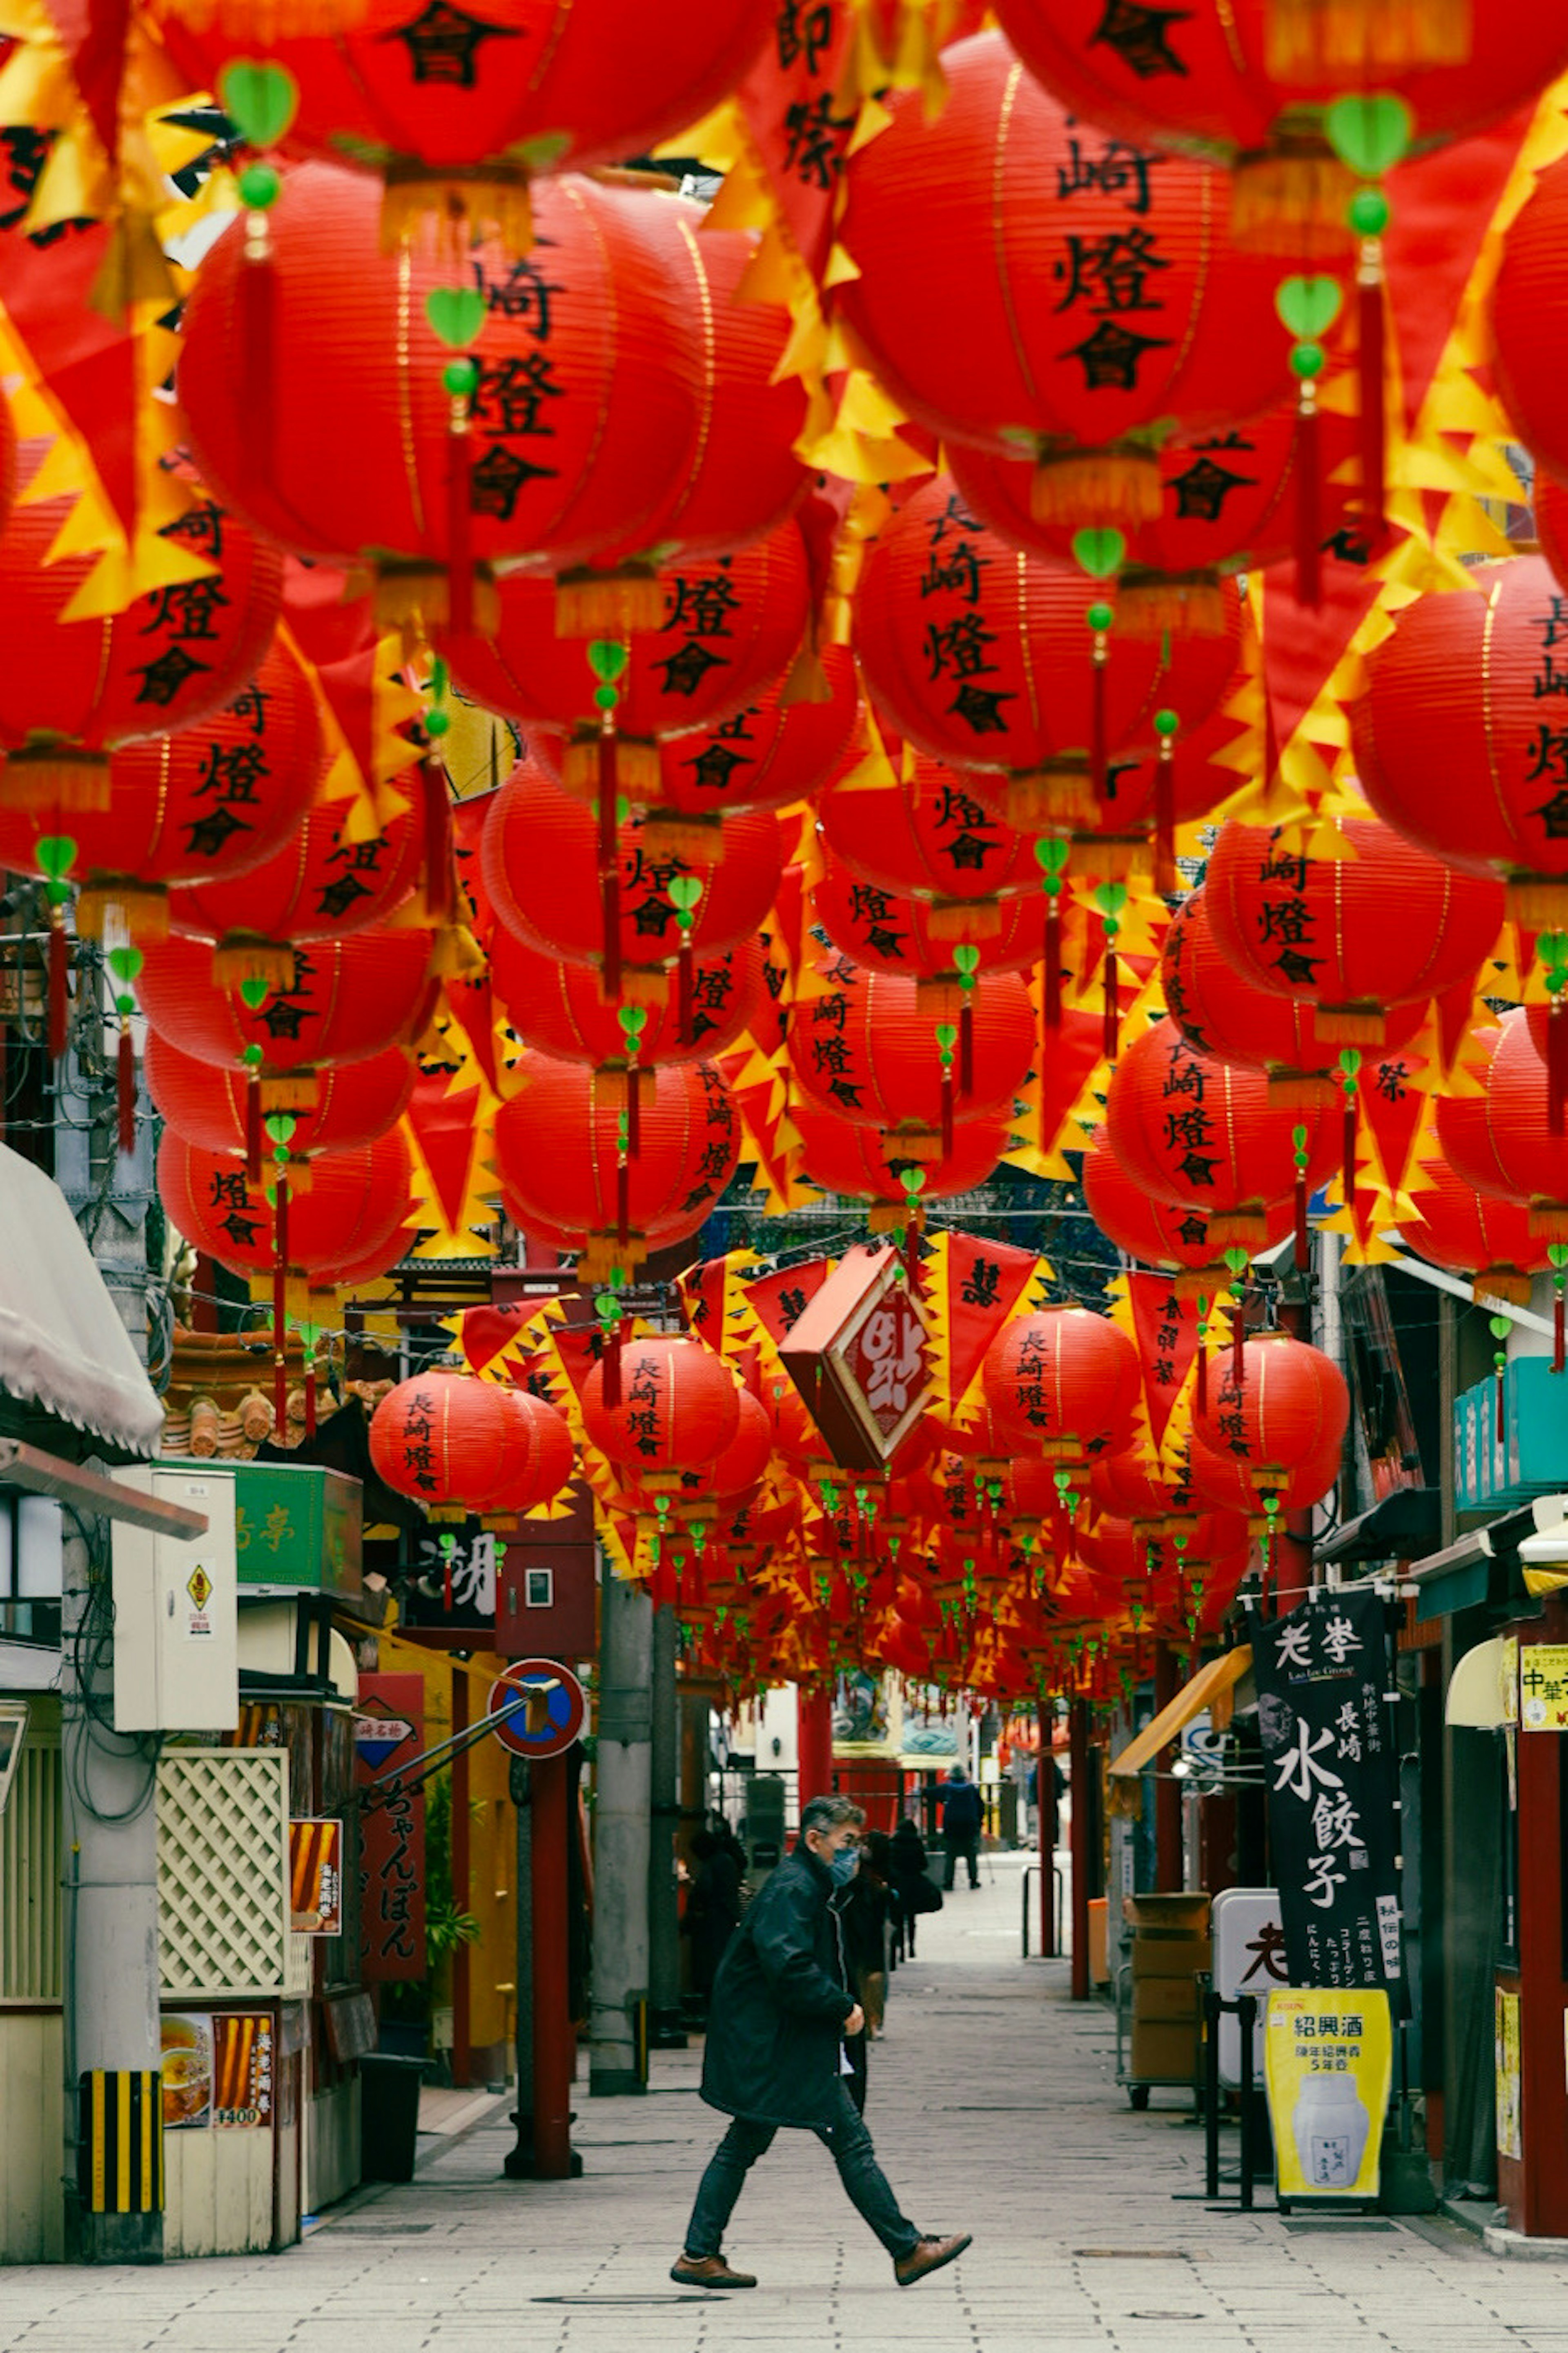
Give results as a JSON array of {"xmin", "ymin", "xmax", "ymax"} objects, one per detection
[
  {"xmin": 212, "ymin": 2012, "xmax": 275, "ymax": 2129},
  {"xmin": 288, "ymin": 1818, "xmax": 343, "ymax": 1935},
  {"xmin": 1252, "ymin": 1587, "xmax": 1402, "ymax": 1993},
  {"xmin": 356, "ymin": 1675, "xmax": 426, "ymax": 1983},
  {"xmin": 1264, "ymin": 1990, "xmax": 1393, "ymax": 2205},
  {"xmin": 1496, "ymin": 1988, "xmax": 1523, "ymax": 2159},
  {"xmin": 1212, "ymin": 1887, "xmax": 1290, "ymax": 2089},
  {"xmin": 1519, "ymin": 1643, "xmax": 1568, "ymax": 1730}
]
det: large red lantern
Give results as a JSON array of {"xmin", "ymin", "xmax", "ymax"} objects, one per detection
[
  {"xmin": 791, "ymin": 1104, "xmax": 1014, "ymax": 1207},
  {"xmin": 1399, "ymin": 1161, "xmax": 1552, "ymax": 1304},
  {"xmin": 818, "ymin": 733, "xmax": 1040, "ymax": 913},
  {"xmin": 1187, "ymin": 1429, "xmax": 1341, "ymax": 1522},
  {"xmin": 0, "ymin": 639, "xmax": 322, "ymax": 940},
  {"xmin": 146, "ymin": 1030, "xmax": 416, "ymax": 1158},
  {"xmin": 1080, "ymin": 1125, "xmax": 1292, "ymax": 1283},
  {"xmin": 158, "ymin": 1127, "xmax": 413, "ymax": 1286},
  {"xmin": 1490, "ymin": 157, "xmax": 1568, "ymax": 493},
  {"xmin": 1190, "ymin": 1330, "xmax": 1349, "ymax": 1503},
  {"xmin": 0, "ymin": 488, "xmax": 281, "ymax": 806},
  {"xmin": 492, "ymin": 1053, "xmax": 739, "ymax": 1277},
  {"xmin": 488, "ymin": 926, "xmax": 762, "ymax": 1067},
  {"xmin": 1436, "ymin": 1010, "xmax": 1568, "ymax": 1238},
  {"xmin": 481, "ymin": 758, "xmax": 782, "ymax": 993},
  {"xmin": 1352, "ymin": 558, "xmax": 1568, "ymax": 925},
  {"xmin": 153, "ymin": 1, "xmax": 772, "ymax": 236},
  {"xmin": 179, "ymin": 165, "xmax": 702, "ymax": 611},
  {"xmin": 812, "ymin": 847, "xmax": 1048, "ymax": 981},
  {"xmin": 138, "ymin": 924, "xmax": 439, "ymax": 1102},
  {"xmin": 854, "ymin": 475, "xmax": 1241, "ymax": 830},
  {"xmin": 787, "ymin": 960, "xmax": 1034, "ymax": 1143},
  {"xmin": 581, "ymin": 1335, "xmax": 741, "ymax": 1482},
  {"xmin": 1202, "ymin": 809, "xmax": 1502, "ymax": 1043},
  {"xmin": 368, "ymin": 1372, "xmax": 533, "ymax": 1513},
  {"xmin": 653, "ymin": 645, "xmax": 860, "ymax": 819},
  {"xmin": 1105, "ymin": 1022, "xmax": 1336, "ymax": 1246},
  {"xmin": 980, "ymin": 1306, "xmax": 1142, "ymax": 1462},
  {"xmin": 835, "ymin": 32, "xmax": 1290, "ymax": 521},
  {"xmin": 477, "ymin": 1389, "xmax": 577, "ymax": 1513}
]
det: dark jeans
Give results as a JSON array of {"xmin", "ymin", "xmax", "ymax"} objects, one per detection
[
  {"xmin": 943, "ymin": 1831, "xmax": 980, "ymax": 1889},
  {"xmin": 684, "ymin": 2082, "xmax": 920, "ymax": 2260}
]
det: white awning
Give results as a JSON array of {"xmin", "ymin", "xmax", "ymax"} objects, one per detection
[
  {"xmin": 1446, "ymin": 1637, "xmax": 1509, "ymax": 1731},
  {"xmin": 0, "ymin": 1144, "xmax": 161, "ymax": 1457}
]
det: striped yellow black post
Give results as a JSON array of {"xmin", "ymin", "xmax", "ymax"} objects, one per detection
[{"xmin": 78, "ymin": 2071, "xmax": 164, "ymax": 2214}]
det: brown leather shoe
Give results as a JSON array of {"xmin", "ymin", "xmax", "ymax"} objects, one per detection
[
  {"xmin": 670, "ymin": 2253, "xmax": 758, "ymax": 2290},
  {"xmin": 895, "ymin": 2233, "xmax": 973, "ymax": 2288}
]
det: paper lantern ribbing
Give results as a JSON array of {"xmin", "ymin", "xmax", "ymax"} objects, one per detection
[
  {"xmin": 146, "ymin": 1031, "xmax": 416, "ymax": 1158},
  {"xmin": 653, "ymin": 645, "xmax": 860, "ymax": 818},
  {"xmin": 818, "ymin": 735, "xmax": 1040, "ymax": 913},
  {"xmin": 1186, "ymin": 1431, "xmax": 1342, "ymax": 1522},
  {"xmin": 835, "ymin": 32, "xmax": 1289, "ymax": 521},
  {"xmin": 1080, "ymin": 1126, "xmax": 1292, "ymax": 1284},
  {"xmin": 791, "ymin": 1104, "xmax": 1015, "ymax": 1206},
  {"xmin": 581, "ymin": 1335, "xmax": 741, "ymax": 1483},
  {"xmin": 489, "ymin": 927, "xmax": 762, "ymax": 1068},
  {"xmin": 812, "ymin": 848, "xmax": 1048, "ymax": 981},
  {"xmin": 1191, "ymin": 1330, "xmax": 1350, "ymax": 1497},
  {"xmin": 1398, "ymin": 1163, "xmax": 1552, "ymax": 1305},
  {"xmin": 1436, "ymin": 1010, "xmax": 1568, "ymax": 1238},
  {"xmin": 980, "ymin": 1306, "xmax": 1142, "ymax": 1463},
  {"xmin": 368, "ymin": 1372, "xmax": 534, "ymax": 1512},
  {"xmin": 1490, "ymin": 156, "xmax": 1568, "ymax": 496},
  {"xmin": 179, "ymin": 166, "xmax": 702, "ymax": 606},
  {"xmin": 483, "ymin": 1391, "xmax": 578, "ymax": 1512},
  {"xmin": 158, "ymin": 1127, "xmax": 413, "ymax": 1286},
  {"xmin": 1201, "ymin": 811, "xmax": 1502, "ymax": 1043}
]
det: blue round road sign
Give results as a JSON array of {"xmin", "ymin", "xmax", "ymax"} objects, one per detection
[{"xmin": 488, "ymin": 1660, "xmax": 586, "ymax": 1760}]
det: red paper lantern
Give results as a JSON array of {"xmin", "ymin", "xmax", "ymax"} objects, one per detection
[
  {"xmin": 481, "ymin": 757, "xmax": 782, "ymax": 986},
  {"xmin": 154, "ymin": 1, "xmax": 773, "ymax": 229},
  {"xmin": 493, "ymin": 1052, "xmax": 739, "ymax": 1277},
  {"xmin": 368, "ymin": 1371, "xmax": 533, "ymax": 1511},
  {"xmin": 1491, "ymin": 156, "xmax": 1568, "ymax": 493},
  {"xmin": 791, "ymin": 1104, "xmax": 1014, "ymax": 1205},
  {"xmin": 1352, "ymin": 557, "xmax": 1568, "ymax": 925},
  {"xmin": 158, "ymin": 1126, "xmax": 412, "ymax": 1284},
  {"xmin": 812, "ymin": 845, "xmax": 1048, "ymax": 980},
  {"xmin": 818, "ymin": 733, "xmax": 1040, "ymax": 911},
  {"xmin": 854, "ymin": 475, "xmax": 1241, "ymax": 830},
  {"xmin": 835, "ymin": 33, "xmax": 1289, "ymax": 518},
  {"xmin": 1202, "ymin": 809, "xmax": 1502, "ymax": 1043},
  {"xmin": 483, "ymin": 1390, "xmax": 578, "ymax": 1512},
  {"xmin": 787, "ymin": 960, "xmax": 1034, "ymax": 1141},
  {"xmin": 1436, "ymin": 1010, "xmax": 1568, "ymax": 1238},
  {"xmin": 1399, "ymin": 1161, "xmax": 1551, "ymax": 1303},
  {"xmin": 438, "ymin": 520, "xmax": 811, "ymax": 800},
  {"xmin": 1105, "ymin": 1021, "xmax": 1336, "ymax": 1246},
  {"xmin": 581, "ymin": 1334, "xmax": 741, "ymax": 1480},
  {"xmin": 0, "ymin": 638, "xmax": 323, "ymax": 940},
  {"xmin": 138, "ymin": 924, "xmax": 439, "ymax": 1101},
  {"xmin": 653, "ymin": 644, "xmax": 860, "ymax": 818},
  {"xmin": 146, "ymin": 1030, "xmax": 415, "ymax": 1157},
  {"xmin": 489, "ymin": 925, "xmax": 762, "ymax": 1067},
  {"xmin": 1081, "ymin": 1125, "xmax": 1292, "ymax": 1281},
  {"xmin": 0, "ymin": 487, "xmax": 281, "ymax": 806},
  {"xmin": 179, "ymin": 165, "xmax": 703, "ymax": 605},
  {"xmin": 1187, "ymin": 1430, "xmax": 1340, "ymax": 1520},
  {"xmin": 169, "ymin": 761, "xmax": 428, "ymax": 963},
  {"xmin": 1191, "ymin": 1328, "xmax": 1350, "ymax": 1486},
  {"xmin": 980, "ymin": 1305, "xmax": 1142, "ymax": 1462}
]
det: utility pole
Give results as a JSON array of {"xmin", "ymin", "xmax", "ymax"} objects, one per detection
[
  {"xmin": 647, "ymin": 1602, "xmax": 685, "ymax": 2050},
  {"xmin": 589, "ymin": 1567, "xmax": 653, "ymax": 2094}
]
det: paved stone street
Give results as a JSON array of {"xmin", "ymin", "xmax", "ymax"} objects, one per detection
[{"xmin": 5, "ymin": 1853, "xmax": 1566, "ymax": 2353}]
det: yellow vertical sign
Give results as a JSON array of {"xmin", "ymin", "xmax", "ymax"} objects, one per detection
[
  {"xmin": 1496, "ymin": 1988, "xmax": 1522, "ymax": 2159},
  {"xmin": 1263, "ymin": 1990, "xmax": 1393, "ymax": 2204}
]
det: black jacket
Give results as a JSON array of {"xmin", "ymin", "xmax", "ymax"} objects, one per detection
[{"xmin": 700, "ymin": 1845, "xmax": 856, "ymax": 2127}]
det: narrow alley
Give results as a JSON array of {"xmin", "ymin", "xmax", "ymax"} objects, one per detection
[{"xmin": 5, "ymin": 1855, "xmax": 1564, "ymax": 2353}]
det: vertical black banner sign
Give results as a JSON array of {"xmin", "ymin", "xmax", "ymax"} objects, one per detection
[{"xmin": 1252, "ymin": 1586, "xmax": 1402, "ymax": 1991}]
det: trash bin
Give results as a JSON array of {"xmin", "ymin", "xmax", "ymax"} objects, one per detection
[{"xmin": 359, "ymin": 2052, "xmax": 426, "ymax": 2184}]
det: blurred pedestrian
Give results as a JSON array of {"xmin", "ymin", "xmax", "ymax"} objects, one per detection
[
  {"xmin": 887, "ymin": 1815, "xmax": 934, "ymax": 1961},
  {"xmin": 939, "ymin": 1765, "xmax": 984, "ymax": 1891},
  {"xmin": 683, "ymin": 1828, "xmax": 741, "ymax": 2013}
]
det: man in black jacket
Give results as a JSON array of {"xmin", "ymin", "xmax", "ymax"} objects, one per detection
[
  {"xmin": 671, "ymin": 1793, "xmax": 971, "ymax": 2293},
  {"xmin": 940, "ymin": 1765, "xmax": 984, "ymax": 1890}
]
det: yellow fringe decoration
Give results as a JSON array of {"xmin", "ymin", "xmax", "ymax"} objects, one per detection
[
  {"xmin": 1528, "ymin": 1204, "xmax": 1568, "ymax": 1241},
  {"xmin": 925, "ymin": 896, "xmax": 1004, "ymax": 940},
  {"xmin": 641, "ymin": 809, "xmax": 727, "ymax": 862},
  {"xmin": 1265, "ymin": 0, "xmax": 1470, "ymax": 78},
  {"xmin": 994, "ymin": 762, "xmax": 1098, "ymax": 831},
  {"xmin": 1071, "ymin": 835, "xmax": 1143, "ymax": 881},
  {"xmin": 372, "ymin": 563, "xmax": 499, "ymax": 637},
  {"xmin": 151, "ymin": 0, "xmax": 370, "ymax": 31},
  {"xmin": 259, "ymin": 1072, "xmax": 319, "ymax": 1112},
  {"xmin": 1311, "ymin": 1005, "xmax": 1388, "ymax": 1043},
  {"xmin": 1117, "ymin": 574, "xmax": 1230, "ymax": 639},
  {"xmin": 1030, "ymin": 449, "xmax": 1162, "ymax": 528},
  {"xmin": 1207, "ymin": 1209, "xmax": 1270, "ymax": 1248},
  {"xmin": 381, "ymin": 167, "xmax": 534, "ymax": 263},
  {"xmin": 1507, "ymin": 878, "xmax": 1568, "ymax": 930},
  {"xmin": 781, "ymin": 635, "xmax": 832, "ymax": 706},
  {"xmin": 562, "ymin": 732, "xmax": 661, "ymax": 800},
  {"xmin": 3, "ymin": 746, "xmax": 111, "ymax": 811},
  {"xmin": 213, "ymin": 939, "xmax": 297, "ymax": 992},
  {"xmin": 886, "ymin": 1123, "xmax": 944, "ymax": 1162},
  {"xmin": 578, "ymin": 1234, "xmax": 648, "ymax": 1282},
  {"xmin": 1474, "ymin": 1271, "xmax": 1532, "ymax": 1304},
  {"xmin": 598, "ymin": 964, "xmax": 669, "ymax": 1008},
  {"xmin": 1267, "ymin": 1072, "xmax": 1337, "ymax": 1109},
  {"xmin": 913, "ymin": 979, "xmax": 966, "ymax": 1017},
  {"xmin": 76, "ymin": 884, "xmax": 169, "ymax": 941},
  {"xmin": 1231, "ymin": 150, "xmax": 1356, "ymax": 254},
  {"xmin": 555, "ymin": 565, "xmax": 664, "ymax": 640}
]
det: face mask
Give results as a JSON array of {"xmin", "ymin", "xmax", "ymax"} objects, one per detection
[{"xmin": 826, "ymin": 1847, "xmax": 860, "ymax": 1887}]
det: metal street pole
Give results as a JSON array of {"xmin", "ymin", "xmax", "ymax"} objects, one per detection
[
  {"xmin": 647, "ymin": 1602, "xmax": 685, "ymax": 2050},
  {"xmin": 590, "ymin": 1568, "xmax": 653, "ymax": 2093}
]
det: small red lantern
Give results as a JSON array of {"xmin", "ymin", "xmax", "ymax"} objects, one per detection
[
  {"xmin": 1352, "ymin": 557, "xmax": 1568, "ymax": 926},
  {"xmin": 1491, "ymin": 155, "xmax": 1568, "ymax": 495},
  {"xmin": 483, "ymin": 1390, "xmax": 578, "ymax": 1513},
  {"xmin": 786, "ymin": 960, "xmax": 1034, "ymax": 1148},
  {"xmin": 835, "ymin": 32, "xmax": 1289, "ymax": 521},
  {"xmin": 158, "ymin": 1126, "xmax": 412, "ymax": 1286},
  {"xmin": 1187, "ymin": 1430, "xmax": 1341, "ymax": 1522},
  {"xmin": 1081, "ymin": 1125, "xmax": 1292, "ymax": 1284},
  {"xmin": 980, "ymin": 1305, "xmax": 1142, "ymax": 1463},
  {"xmin": 488, "ymin": 926, "xmax": 762, "ymax": 1067},
  {"xmin": 1191, "ymin": 1328, "xmax": 1349, "ymax": 1481},
  {"xmin": 818, "ymin": 731, "xmax": 1040, "ymax": 913},
  {"xmin": 1399, "ymin": 1163, "xmax": 1550, "ymax": 1305},
  {"xmin": 854, "ymin": 475, "xmax": 1240, "ymax": 830},
  {"xmin": 146, "ymin": 1030, "xmax": 415, "ymax": 1157},
  {"xmin": 581, "ymin": 1335, "xmax": 741, "ymax": 1483},
  {"xmin": 813, "ymin": 847, "xmax": 1048, "ymax": 981},
  {"xmin": 1437, "ymin": 1010, "xmax": 1568, "ymax": 1239},
  {"xmin": 368, "ymin": 1372, "xmax": 533, "ymax": 1512},
  {"xmin": 1202, "ymin": 808, "xmax": 1503, "ymax": 1043}
]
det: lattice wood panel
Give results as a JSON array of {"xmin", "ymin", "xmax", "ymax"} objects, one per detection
[
  {"xmin": 0, "ymin": 1734, "xmax": 61, "ymax": 2003},
  {"xmin": 157, "ymin": 1751, "xmax": 290, "ymax": 1999}
]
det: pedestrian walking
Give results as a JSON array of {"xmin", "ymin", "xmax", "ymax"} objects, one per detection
[
  {"xmin": 887, "ymin": 1815, "xmax": 934, "ymax": 1963},
  {"xmin": 939, "ymin": 1765, "xmax": 984, "ymax": 1891},
  {"xmin": 670, "ymin": 1794, "xmax": 972, "ymax": 2292}
]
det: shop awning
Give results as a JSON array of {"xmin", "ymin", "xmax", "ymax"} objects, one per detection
[
  {"xmin": 0, "ymin": 1145, "xmax": 162, "ymax": 1458},
  {"xmin": 1108, "ymin": 1648, "xmax": 1253, "ymax": 1779},
  {"xmin": 1446, "ymin": 1636, "xmax": 1510, "ymax": 1730},
  {"xmin": 1404, "ymin": 1506, "xmax": 1538, "ymax": 1621},
  {"xmin": 1316, "ymin": 1486, "xmax": 1442, "ymax": 1567}
]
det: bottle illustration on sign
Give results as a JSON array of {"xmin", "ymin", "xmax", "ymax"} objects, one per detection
[{"xmin": 1294, "ymin": 2071, "xmax": 1372, "ymax": 2188}]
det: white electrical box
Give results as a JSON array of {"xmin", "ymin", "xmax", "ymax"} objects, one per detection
[{"xmin": 111, "ymin": 1467, "xmax": 239, "ymax": 1733}]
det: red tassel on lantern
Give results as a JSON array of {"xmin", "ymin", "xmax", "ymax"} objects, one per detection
[
  {"xmin": 1342, "ymin": 1098, "xmax": 1358, "ymax": 1214},
  {"xmin": 1497, "ymin": 1365, "xmax": 1506, "ymax": 1445},
  {"xmin": 305, "ymin": 1365, "xmax": 318, "ymax": 1437},
  {"xmin": 1154, "ymin": 740, "xmax": 1176, "ymax": 897},
  {"xmin": 1295, "ymin": 385, "xmax": 1322, "ymax": 609},
  {"xmin": 1102, "ymin": 947, "xmax": 1119, "ymax": 1064},
  {"xmin": 272, "ymin": 1174, "xmax": 290, "ymax": 1432},
  {"xmin": 48, "ymin": 912, "xmax": 67, "ymax": 1061},
  {"xmin": 445, "ymin": 406, "xmax": 473, "ymax": 638},
  {"xmin": 1294, "ymin": 1174, "xmax": 1310, "ymax": 1273},
  {"xmin": 626, "ymin": 1064, "xmax": 641, "ymax": 1158},
  {"xmin": 677, "ymin": 938, "xmax": 695, "ymax": 1047},
  {"xmin": 1232, "ymin": 1304, "xmax": 1245, "ymax": 1388},
  {"xmin": 1555, "ymin": 1290, "xmax": 1565, "ymax": 1376},
  {"xmin": 241, "ymin": 210, "xmax": 275, "ymax": 477},
  {"xmin": 423, "ymin": 758, "xmax": 454, "ymax": 926},
  {"xmin": 1550, "ymin": 996, "xmax": 1568, "ymax": 1138},
  {"xmin": 1043, "ymin": 897, "xmax": 1062, "ymax": 1032},
  {"xmin": 597, "ymin": 720, "xmax": 621, "ymax": 1001},
  {"xmin": 117, "ymin": 1025, "xmax": 136, "ymax": 1157},
  {"xmin": 1358, "ymin": 245, "xmax": 1387, "ymax": 550},
  {"xmin": 959, "ymin": 1000, "xmax": 975, "ymax": 1096},
  {"xmin": 1195, "ymin": 1336, "xmax": 1208, "ymax": 1419},
  {"xmin": 1090, "ymin": 647, "xmax": 1107, "ymax": 801},
  {"xmin": 602, "ymin": 1324, "xmax": 623, "ymax": 1410},
  {"xmin": 941, "ymin": 1065, "xmax": 955, "ymax": 1158},
  {"xmin": 245, "ymin": 1070, "xmax": 262, "ymax": 1186},
  {"xmin": 615, "ymin": 1154, "xmax": 630, "ymax": 1248}
]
